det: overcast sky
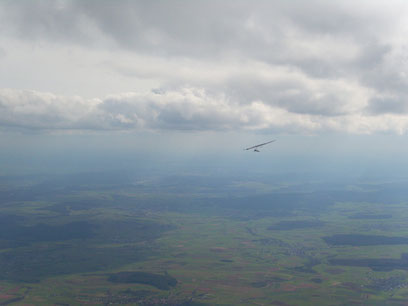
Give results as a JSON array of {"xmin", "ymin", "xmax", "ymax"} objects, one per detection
[{"xmin": 1, "ymin": 0, "xmax": 408, "ymax": 135}]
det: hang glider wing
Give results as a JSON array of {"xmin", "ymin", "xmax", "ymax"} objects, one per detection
[{"xmin": 245, "ymin": 140, "xmax": 276, "ymax": 151}]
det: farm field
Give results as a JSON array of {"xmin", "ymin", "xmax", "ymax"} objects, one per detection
[{"xmin": 1, "ymin": 172, "xmax": 408, "ymax": 305}]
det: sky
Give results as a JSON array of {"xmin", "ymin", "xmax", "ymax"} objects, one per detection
[{"xmin": 1, "ymin": 0, "xmax": 408, "ymax": 176}]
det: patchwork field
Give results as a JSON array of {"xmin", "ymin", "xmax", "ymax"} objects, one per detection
[{"xmin": 1, "ymin": 173, "xmax": 408, "ymax": 305}]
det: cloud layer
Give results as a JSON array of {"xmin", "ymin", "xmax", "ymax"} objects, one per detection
[
  {"xmin": 1, "ymin": 1, "xmax": 408, "ymax": 134},
  {"xmin": 2, "ymin": 87, "xmax": 408, "ymax": 134}
]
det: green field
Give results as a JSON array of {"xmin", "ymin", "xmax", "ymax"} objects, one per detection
[{"xmin": 1, "ymin": 173, "xmax": 408, "ymax": 305}]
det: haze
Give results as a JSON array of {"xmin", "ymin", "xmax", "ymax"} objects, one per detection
[{"xmin": 2, "ymin": 1, "xmax": 408, "ymax": 305}]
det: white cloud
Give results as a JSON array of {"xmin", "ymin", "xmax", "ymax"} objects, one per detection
[
  {"xmin": 1, "ymin": 1, "xmax": 408, "ymax": 135},
  {"xmin": 2, "ymin": 87, "xmax": 408, "ymax": 135}
]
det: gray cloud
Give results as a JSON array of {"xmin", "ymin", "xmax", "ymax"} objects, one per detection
[
  {"xmin": 0, "ymin": 1, "xmax": 95, "ymax": 44},
  {"xmin": 2, "ymin": 88, "xmax": 408, "ymax": 135},
  {"xmin": 0, "ymin": 46, "xmax": 5, "ymax": 58},
  {"xmin": 0, "ymin": 1, "xmax": 388, "ymax": 61},
  {"xmin": 366, "ymin": 96, "xmax": 408, "ymax": 115},
  {"xmin": 1, "ymin": 1, "xmax": 408, "ymax": 134},
  {"xmin": 0, "ymin": 88, "xmax": 317, "ymax": 132}
]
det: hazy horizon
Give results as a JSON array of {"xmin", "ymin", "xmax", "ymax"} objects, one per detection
[{"xmin": 3, "ymin": 1, "xmax": 408, "ymax": 304}]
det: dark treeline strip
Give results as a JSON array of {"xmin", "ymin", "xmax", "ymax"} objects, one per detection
[
  {"xmin": 329, "ymin": 254, "xmax": 408, "ymax": 272},
  {"xmin": 323, "ymin": 234, "xmax": 408, "ymax": 246}
]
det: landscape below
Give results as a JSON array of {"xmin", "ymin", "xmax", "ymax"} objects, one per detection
[{"xmin": 1, "ymin": 171, "xmax": 408, "ymax": 305}]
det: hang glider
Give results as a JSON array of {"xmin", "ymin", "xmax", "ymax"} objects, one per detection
[{"xmin": 244, "ymin": 140, "xmax": 276, "ymax": 152}]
